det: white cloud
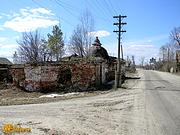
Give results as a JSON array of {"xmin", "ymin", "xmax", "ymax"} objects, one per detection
[
  {"xmin": 116, "ymin": 34, "xmax": 168, "ymax": 63},
  {"xmin": 104, "ymin": 41, "xmax": 159, "ymax": 64},
  {"xmin": 0, "ymin": 37, "xmax": 7, "ymax": 42},
  {"xmin": 123, "ymin": 43, "xmax": 159, "ymax": 64},
  {"xmin": 101, "ymin": 34, "xmax": 167, "ymax": 64},
  {"xmin": 30, "ymin": 8, "xmax": 54, "ymax": 15},
  {"xmin": 3, "ymin": 7, "xmax": 59, "ymax": 32},
  {"xmin": 0, "ymin": 43, "xmax": 18, "ymax": 49},
  {"xmin": 128, "ymin": 35, "xmax": 168, "ymax": 45},
  {"xmin": 4, "ymin": 17, "xmax": 58, "ymax": 32},
  {"xmin": 0, "ymin": 43, "xmax": 18, "ymax": 62},
  {"xmin": 89, "ymin": 30, "xmax": 111, "ymax": 38},
  {"xmin": 0, "ymin": 26, "xmax": 4, "ymax": 31},
  {"xmin": 0, "ymin": 13, "xmax": 11, "ymax": 18}
]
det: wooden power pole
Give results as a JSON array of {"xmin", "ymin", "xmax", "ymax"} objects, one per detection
[{"xmin": 113, "ymin": 15, "xmax": 127, "ymax": 89}]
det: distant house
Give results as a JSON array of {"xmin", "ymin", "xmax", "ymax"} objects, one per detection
[{"xmin": 0, "ymin": 57, "xmax": 12, "ymax": 82}]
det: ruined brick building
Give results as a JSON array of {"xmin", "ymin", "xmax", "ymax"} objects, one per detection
[{"xmin": 10, "ymin": 37, "xmax": 121, "ymax": 92}]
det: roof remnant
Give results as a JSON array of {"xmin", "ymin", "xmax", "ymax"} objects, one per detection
[{"xmin": 0, "ymin": 57, "xmax": 12, "ymax": 65}]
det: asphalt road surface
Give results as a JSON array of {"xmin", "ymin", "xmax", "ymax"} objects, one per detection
[{"xmin": 0, "ymin": 69, "xmax": 180, "ymax": 135}]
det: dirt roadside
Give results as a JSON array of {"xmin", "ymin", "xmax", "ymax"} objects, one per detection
[
  {"xmin": 0, "ymin": 71, "xmax": 143, "ymax": 135},
  {"xmin": 0, "ymin": 86, "xmax": 111, "ymax": 106},
  {"xmin": 0, "ymin": 71, "xmax": 137, "ymax": 106}
]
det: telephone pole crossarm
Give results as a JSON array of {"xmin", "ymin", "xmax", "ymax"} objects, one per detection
[
  {"xmin": 113, "ymin": 30, "xmax": 126, "ymax": 33},
  {"xmin": 113, "ymin": 15, "xmax": 127, "ymax": 18},
  {"xmin": 113, "ymin": 22, "xmax": 127, "ymax": 25}
]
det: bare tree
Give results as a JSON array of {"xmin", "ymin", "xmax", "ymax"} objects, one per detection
[
  {"xmin": 160, "ymin": 42, "xmax": 177, "ymax": 62},
  {"xmin": 159, "ymin": 27, "xmax": 180, "ymax": 62},
  {"xmin": 158, "ymin": 42, "xmax": 178, "ymax": 72},
  {"xmin": 132, "ymin": 55, "xmax": 135, "ymax": 66},
  {"xmin": 69, "ymin": 10, "xmax": 94, "ymax": 57},
  {"xmin": 140, "ymin": 56, "xmax": 145, "ymax": 67},
  {"xmin": 157, "ymin": 27, "xmax": 180, "ymax": 72},
  {"xmin": 69, "ymin": 25, "xmax": 84, "ymax": 57},
  {"xmin": 17, "ymin": 31, "xmax": 44, "ymax": 63},
  {"xmin": 80, "ymin": 10, "xmax": 94, "ymax": 56},
  {"xmin": 160, "ymin": 45, "xmax": 167, "ymax": 61},
  {"xmin": 170, "ymin": 27, "xmax": 180, "ymax": 46}
]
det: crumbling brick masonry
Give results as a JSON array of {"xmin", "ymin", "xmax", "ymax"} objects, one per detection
[{"xmin": 10, "ymin": 61, "xmax": 104, "ymax": 92}]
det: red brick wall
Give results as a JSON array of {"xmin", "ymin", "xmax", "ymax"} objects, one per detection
[
  {"xmin": 10, "ymin": 62, "xmax": 100, "ymax": 91},
  {"xmin": 10, "ymin": 66, "xmax": 25, "ymax": 87},
  {"xmin": 70, "ymin": 63, "xmax": 96, "ymax": 87}
]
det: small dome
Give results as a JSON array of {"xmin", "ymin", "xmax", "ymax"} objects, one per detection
[
  {"xmin": 90, "ymin": 37, "xmax": 109, "ymax": 60},
  {"xmin": 92, "ymin": 37, "xmax": 102, "ymax": 46}
]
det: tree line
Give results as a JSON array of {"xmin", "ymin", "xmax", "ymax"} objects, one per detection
[
  {"xmin": 145, "ymin": 27, "xmax": 180, "ymax": 72},
  {"xmin": 159, "ymin": 27, "xmax": 180, "ymax": 62},
  {"xmin": 13, "ymin": 10, "xmax": 94, "ymax": 64}
]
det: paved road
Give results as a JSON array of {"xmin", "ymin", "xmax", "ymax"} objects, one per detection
[
  {"xmin": 0, "ymin": 69, "xmax": 180, "ymax": 135},
  {"xmin": 141, "ymin": 69, "xmax": 180, "ymax": 135}
]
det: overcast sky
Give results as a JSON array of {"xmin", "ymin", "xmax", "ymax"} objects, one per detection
[{"xmin": 0, "ymin": 0, "xmax": 180, "ymax": 63}]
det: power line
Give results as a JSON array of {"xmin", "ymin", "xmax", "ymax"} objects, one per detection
[
  {"xmin": 53, "ymin": 0, "xmax": 79, "ymax": 19},
  {"xmin": 85, "ymin": 0, "xmax": 111, "ymax": 23},
  {"xmin": 106, "ymin": 0, "xmax": 118, "ymax": 15},
  {"xmin": 94, "ymin": 0, "xmax": 113, "ymax": 19},
  {"xmin": 56, "ymin": 0, "xmax": 78, "ymax": 11},
  {"xmin": 31, "ymin": 0, "xmax": 75, "ymax": 27},
  {"xmin": 53, "ymin": 0, "xmax": 109, "ymax": 24},
  {"xmin": 32, "ymin": 0, "xmax": 49, "ymax": 11},
  {"xmin": 103, "ymin": 0, "xmax": 116, "ymax": 17}
]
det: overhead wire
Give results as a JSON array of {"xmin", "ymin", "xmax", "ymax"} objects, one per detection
[
  {"xmin": 78, "ymin": 0, "xmax": 116, "ymax": 56},
  {"xmin": 31, "ymin": 0, "xmax": 75, "ymax": 27},
  {"xmin": 94, "ymin": 0, "xmax": 113, "ymax": 20},
  {"xmin": 53, "ymin": 0, "xmax": 79, "ymax": 19},
  {"xmin": 31, "ymin": 0, "xmax": 77, "ymax": 48},
  {"xmin": 55, "ymin": 0, "xmax": 78, "ymax": 11},
  {"xmin": 86, "ymin": 0, "xmax": 112, "ymax": 23},
  {"xmin": 31, "ymin": 0, "xmax": 117, "ymax": 39},
  {"xmin": 106, "ymin": 0, "xmax": 118, "ymax": 15},
  {"xmin": 91, "ymin": 0, "xmax": 121, "ymax": 55},
  {"xmin": 103, "ymin": 0, "xmax": 116, "ymax": 16},
  {"xmin": 32, "ymin": 0, "xmax": 50, "ymax": 11},
  {"xmin": 52, "ymin": 0, "xmax": 108, "ymax": 28}
]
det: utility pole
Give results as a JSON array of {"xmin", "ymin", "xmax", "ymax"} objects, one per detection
[
  {"xmin": 121, "ymin": 44, "xmax": 123, "ymax": 59},
  {"xmin": 167, "ymin": 48, "xmax": 170, "ymax": 72},
  {"xmin": 113, "ymin": 15, "xmax": 127, "ymax": 89}
]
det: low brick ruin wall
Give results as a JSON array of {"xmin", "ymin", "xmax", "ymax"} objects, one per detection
[
  {"xmin": 10, "ymin": 65, "xmax": 25, "ymax": 86},
  {"xmin": 10, "ymin": 62, "xmax": 101, "ymax": 92}
]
